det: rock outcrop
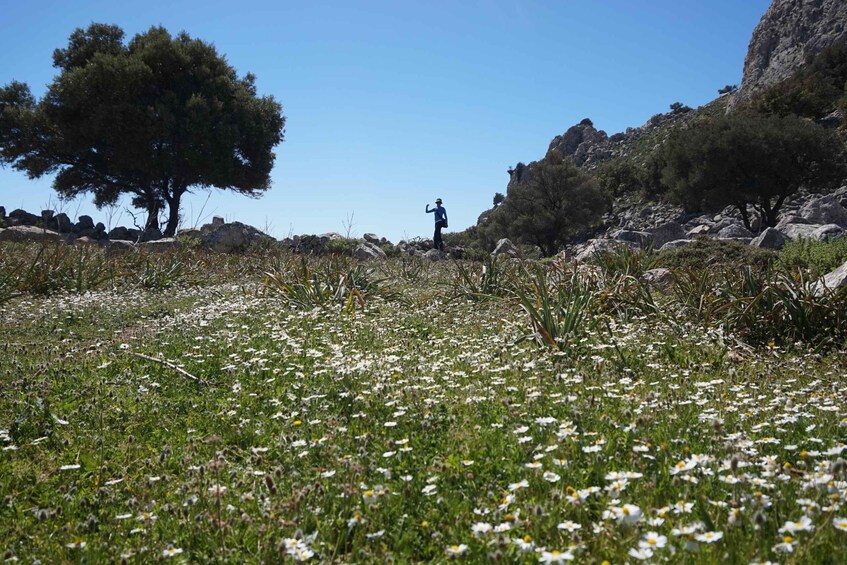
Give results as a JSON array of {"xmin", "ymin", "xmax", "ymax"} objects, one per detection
[{"xmin": 733, "ymin": 0, "xmax": 847, "ymax": 105}]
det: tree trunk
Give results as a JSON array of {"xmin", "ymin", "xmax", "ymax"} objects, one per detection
[
  {"xmin": 737, "ymin": 204, "xmax": 752, "ymax": 232},
  {"xmin": 145, "ymin": 201, "xmax": 160, "ymax": 232},
  {"xmin": 163, "ymin": 191, "xmax": 183, "ymax": 237}
]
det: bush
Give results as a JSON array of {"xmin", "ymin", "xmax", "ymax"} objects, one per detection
[
  {"xmin": 656, "ymin": 239, "xmax": 776, "ymax": 272},
  {"xmin": 779, "ymin": 235, "xmax": 847, "ymax": 277}
]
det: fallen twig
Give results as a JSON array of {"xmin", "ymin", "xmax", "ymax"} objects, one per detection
[{"xmin": 127, "ymin": 352, "xmax": 208, "ymax": 386}]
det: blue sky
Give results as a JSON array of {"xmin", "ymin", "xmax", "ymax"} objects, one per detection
[{"xmin": 1, "ymin": 0, "xmax": 771, "ymax": 242}]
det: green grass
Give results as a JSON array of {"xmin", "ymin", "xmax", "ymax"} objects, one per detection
[{"xmin": 1, "ymin": 242, "xmax": 846, "ymax": 563}]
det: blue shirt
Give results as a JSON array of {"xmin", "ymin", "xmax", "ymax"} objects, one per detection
[{"xmin": 427, "ymin": 205, "xmax": 447, "ymax": 223}]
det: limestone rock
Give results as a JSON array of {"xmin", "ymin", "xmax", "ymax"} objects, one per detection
[
  {"xmin": 781, "ymin": 223, "xmax": 822, "ymax": 240},
  {"xmin": 733, "ymin": 0, "xmax": 847, "ymax": 106},
  {"xmin": 610, "ymin": 229, "xmax": 652, "ymax": 247},
  {"xmin": 812, "ymin": 224, "xmax": 844, "ymax": 241},
  {"xmin": 660, "ymin": 239, "xmax": 695, "ymax": 251},
  {"xmin": 716, "ymin": 224, "xmax": 754, "ymax": 239},
  {"xmin": 750, "ymin": 227, "xmax": 788, "ymax": 249},
  {"xmin": 353, "ymin": 242, "xmax": 387, "ymax": 260},
  {"xmin": 814, "ymin": 259, "xmax": 847, "ymax": 296},
  {"xmin": 649, "ymin": 222, "xmax": 688, "ymax": 249},
  {"xmin": 0, "ymin": 225, "xmax": 62, "ymax": 243},
  {"xmin": 142, "ymin": 238, "xmax": 181, "ymax": 253},
  {"xmin": 492, "ymin": 238, "xmax": 519, "ymax": 258},
  {"xmin": 639, "ymin": 268, "xmax": 674, "ymax": 288},
  {"xmin": 425, "ymin": 249, "xmax": 446, "ymax": 261},
  {"xmin": 199, "ymin": 220, "xmax": 275, "ymax": 253},
  {"xmin": 363, "ymin": 233, "xmax": 380, "ymax": 244},
  {"xmin": 798, "ymin": 194, "xmax": 847, "ymax": 228},
  {"xmin": 574, "ymin": 239, "xmax": 635, "ymax": 262}
]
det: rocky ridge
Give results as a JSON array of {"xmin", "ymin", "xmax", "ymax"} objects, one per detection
[{"xmin": 731, "ymin": 0, "xmax": 847, "ymax": 107}]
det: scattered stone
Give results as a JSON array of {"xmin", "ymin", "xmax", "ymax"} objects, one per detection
[
  {"xmin": 610, "ymin": 229, "xmax": 652, "ymax": 247},
  {"xmin": 200, "ymin": 220, "xmax": 275, "ymax": 253},
  {"xmin": 363, "ymin": 233, "xmax": 380, "ymax": 244},
  {"xmin": 425, "ymin": 249, "xmax": 446, "ymax": 261}
]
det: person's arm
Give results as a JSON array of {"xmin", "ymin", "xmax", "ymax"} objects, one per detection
[{"xmin": 426, "ymin": 204, "xmax": 433, "ymax": 213}]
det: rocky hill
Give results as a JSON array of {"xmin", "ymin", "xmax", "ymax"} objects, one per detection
[
  {"xmin": 474, "ymin": 0, "xmax": 847, "ymax": 256},
  {"xmin": 731, "ymin": 0, "xmax": 847, "ymax": 107}
]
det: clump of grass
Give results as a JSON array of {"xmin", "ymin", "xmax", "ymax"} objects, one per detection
[
  {"xmin": 591, "ymin": 244, "xmax": 658, "ymax": 278},
  {"xmin": 450, "ymin": 256, "xmax": 518, "ymax": 301},
  {"xmin": 263, "ymin": 256, "xmax": 397, "ymax": 311}
]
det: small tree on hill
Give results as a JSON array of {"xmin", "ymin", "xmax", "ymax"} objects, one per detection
[
  {"xmin": 0, "ymin": 23, "xmax": 285, "ymax": 236},
  {"xmin": 492, "ymin": 192, "xmax": 505, "ymax": 207},
  {"xmin": 482, "ymin": 154, "xmax": 606, "ymax": 256},
  {"xmin": 660, "ymin": 113, "xmax": 846, "ymax": 231}
]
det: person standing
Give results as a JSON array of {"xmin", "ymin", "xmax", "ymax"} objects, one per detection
[{"xmin": 425, "ymin": 198, "xmax": 448, "ymax": 251}]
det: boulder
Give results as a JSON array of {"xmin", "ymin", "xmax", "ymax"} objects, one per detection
[
  {"xmin": 52, "ymin": 213, "xmax": 73, "ymax": 233},
  {"xmin": 140, "ymin": 227, "xmax": 163, "ymax": 242},
  {"xmin": 812, "ymin": 224, "xmax": 844, "ymax": 241},
  {"xmin": 108, "ymin": 226, "xmax": 134, "ymax": 241},
  {"xmin": 0, "ymin": 225, "xmax": 63, "ymax": 244},
  {"xmin": 649, "ymin": 222, "xmax": 688, "ymax": 249},
  {"xmin": 106, "ymin": 240, "xmax": 136, "ymax": 254},
  {"xmin": 353, "ymin": 242, "xmax": 387, "ymax": 260},
  {"xmin": 716, "ymin": 224, "xmax": 754, "ymax": 238},
  {"xmin": 142, "ymin": 238, "xmax": 182, "ymax": 253},
  {"xmin": 492, "ymin": 238, "xmax": 519, "ymax": 258},
  {"xmin": 659, "ymin": 239, "xmax": 695, "ymax": 251},
  {"xmin": 200, "ymin": 221, "xmax": 275, "ymax": 253},
  {"xmin": 798, "ymin": 195, "xmax": 847, "ymax": 227},
  {"xmin": 574, "ymin": 238, "xmax": 635, "ymax": 262},
  {"xmin": 610, "ymin": 229, "xmax": 652, "ymax": 247},
  {"xmin": 8, "ymin": 209, "xmax": 41, "ymax": 227},
  {"xmin": 750, "ymin": 227, "xmax": 788, "ymax": 249},
  {"xmin": 687, "ymin": 224, "xmax": 712, "ymax": 236},
  {"xmin": 425, "ymin": 249, "xmax": 446, "ymax": 261},
  {"xmin": 363, "ymin": 233, "xmax": 380, "ymax": 244},
  {"xmin": 74, "ymin": 215, "xmax": 95, "ymax": 233},
  {"xmin": 814, "ymin": 260, "xmax": 847, "ymax": 297},
  {"xmin": 639, "ymin": 268, "xmax": 674, "ymax": 288},
  {"xmin": 781, "ymin": 223, "xmax": 822, "ymax": 241}
]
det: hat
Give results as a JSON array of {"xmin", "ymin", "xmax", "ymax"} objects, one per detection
[{"xmin": 435, "ymin": 198, "xmax": 442, "ymax": 203}]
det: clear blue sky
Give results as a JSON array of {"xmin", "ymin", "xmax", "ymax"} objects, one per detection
[{"xmin": 1, "ymin": 0, "xmax": 771, "ymax": 242}]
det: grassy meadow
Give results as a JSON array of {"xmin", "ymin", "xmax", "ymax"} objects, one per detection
[{"xmin": 1, "ymin": 239, "xmax": 847, "ymax": 563}]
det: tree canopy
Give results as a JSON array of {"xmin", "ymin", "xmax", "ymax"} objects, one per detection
[
  {"xmin": 481, "ymin": 154, "xmax": 606, "ymax": 256},
  {"xmin": 659, "ymin": 113, "xmax": 846, "ymax": 231},
  {"xmin": 0, "ymin": 23, "xmax": 285, "ymax": 236}
]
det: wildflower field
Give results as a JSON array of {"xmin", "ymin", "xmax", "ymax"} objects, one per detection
[{"xmin": 1, "ymin": 241, "xmax": 846, "ymax": 563}]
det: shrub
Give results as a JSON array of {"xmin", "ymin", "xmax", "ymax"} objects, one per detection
[
  {"xmin": 779, "ymin": 235, "xmax": 847, "ymax": 277},
  {"xmin": 656, "ymin": 239, "xmax": 776, "ymax": 272}
]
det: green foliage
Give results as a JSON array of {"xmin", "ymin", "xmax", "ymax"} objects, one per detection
[
  {"xmin": 751, "ymin": 41, "xmax": 847, "ymax": 120},
  {"xmin": 263, "ymin": 257, "xmax": 397, "ymax": 311},
  {"xmin": 669, "ymin": 101, "xmax": 692, "ymax": 114},
  {"xmin": 450, "ymin": 256, "xmax": 518, "ymax": 301},
  {"xmin": 512, "ymin": 264, "xmax": 600, "ymax": 350},
  {"xmin": 656, "ymin": 239, "xmax": 776, "ymax": 272},
  {"xmin": 492, "ymin": 192, "xmax": 505, "ymax": 207},
  {"xmin": 479, "ymin": 155, "xmax": 607, "ymax": 256},
  {"xmin": 659, "ymin": 113, "xmax": 846, "ymax": 230},
  {"xmin": 779, "ymin": 235, "xmax": 847, "ymax": 278},
  {"xmin": 591, "ymin": 245, "xmax": 658, "ymax": 278},
  {"xmin": 593, "ymin": 159, "xmax": 646, "ymax": 199},
  {"xmin": 0, "ymin": 23, "xmax": 285, "ymax": 237}
]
